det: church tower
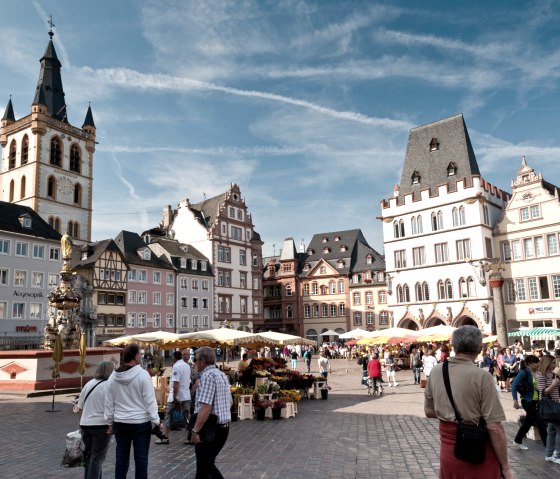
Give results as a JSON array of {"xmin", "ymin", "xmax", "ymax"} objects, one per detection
[{"xmin": 0, "ymin": 26, "xmax": 96, "ymax": 242}]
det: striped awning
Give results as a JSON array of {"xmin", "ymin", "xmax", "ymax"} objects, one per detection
[{"xmin": 508, "ymin": 327, "xmax": 560, "ymax": 339}]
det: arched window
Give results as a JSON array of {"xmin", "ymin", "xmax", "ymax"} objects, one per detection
[
  {"xmin": 9, "ymin": 179, "xmax": 14, "ymax": 202},
  {"xmin": 437, "ymin": 211, "xmax": 443, "ymax": 230},
  {"xmin": 20, "ymin": 176, "xmax": 26, "ymax": 199},
  {"xmin": 411, "ymin": 170, "xmax": 421, "ymax": 185},
  {"xmin": 445, "ymin": 280, "xmax": 453, "ymax": 299},
  {"xmin": 286, "ymin": 305, "xmax": 293, "ymax": 319},
  {"xmin": 320, "ymin": 285, "xmax": 328, "ymax": 295},
  {"xmin": 417, "ymin": 215, "xmax": 423, "ymax": 234},
  {"xmin": 69, "ymin": 144, "xmax": 81, "ymax": 173},
  {"xmin": 9, "ymin": 140, "xmax": 16, "ymax": 169},
  {"xmin": 21, "ymin": 135, "xmax": 29, "ymax": 165},
  {"xmin": 467, "ymin": 277, "xmax": 476, "ymax": 297},
  {"xmin": 411, "ymin": 216, "xmax": 417, "ymax": 235},
  {"xmin": 403, "ymin": 284, "xmax": 410, "ymax": 303},
  {"xmin": 393, "ymin": 220, "xmax": 400, "ymax": 238},
  {"xmin": 447, "ymin": 162, "xmax": 457, "ymax": 176},
  {"xmin": 459, "ymin": 206, "xmax": 466, "ymax": 226},
  {"xmin": 50, "ymin": 137, "xmax": 62, "ymax": 166},
  {"xmin": 397, "ymin": 285, "xmax": 403, "ymax": 303},
  {"xmin": 415, "ymin": 282, "xmax": 423, "ymax": 301},
  {"xmin": 306, "ymin": 328, "xmax": 317, "ymax": 341},
  {"xmin": 459, "ymin": 278, "xmax": 467, "ymax": 298},
  {"xmin": 452, "ymin": 206, "xmax": 466, "ymax": 227},
  {"xmin": 47, "ymin": 176, "xmax": 56, "ymax": 199},
  {"xmin": 452, "ymin": 207, "xmax": 459, "ymax": 227},
  {"xmin": 74, "ymin": 184, "xmax": 82, "ymax": 205},
  {"xmin": 54, "ymin": 217, "xmax": 60, "ymax": 233},
  {"xmin": 423, "ymin": 282, "xmax": 430, "ymax": 301},
  {"xmin": 68, "ymin": 221, "xmax": 79, "ymax": 238},
  {"xmin": 438, "ymin": 280, "xmax": 445, "ymax": 300},
  {"xmin": 285, "ymin": 284, "xmax": 292, "ymax": 296},
  {"xmin": 399, "ymin": 220, "xmax": 405, "ymax": 237}
]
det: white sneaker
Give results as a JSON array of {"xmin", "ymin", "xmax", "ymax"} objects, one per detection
[
  {"xmin": 394, "ymin": 383, "xmax": 399, "ymax": 387},
  {"xmin": 389, "ymin": 384, "xmax": 393, "ymax": 387},
  {"xmin": 512, "ymin": 441, "xmax": 528, "ymax": 450},
  {"xmin": 551, "ymin": 457, "xmax": 560, "ymax": 465},
  {"xmin": 545, "ymin": 456, "xmax": 556, "ymax": 462}
]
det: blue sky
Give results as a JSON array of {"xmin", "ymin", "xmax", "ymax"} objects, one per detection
[{"xmin": 2, "ymin": 1, "xmax": 560, "ymax": 257}]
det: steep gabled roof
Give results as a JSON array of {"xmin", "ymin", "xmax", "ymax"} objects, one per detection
[
  {"xmin": 189, "ymin": 192, "xmax": 224, "ymax": 229},
  {"xmin": 151, "ymin": 238, "xmax": 213, "ymax": 276},
  {"xmin": 70, "ymin": 239, "xmax": 123, "ymax": 269},
  {"xmin": 399, "ymin": 114, "xmax": 480, "ymax": 200},
  {"xmin": 0, "ymin": 201, "xmax": 61, "ymax": 240},
  {"xmin": 2, "ymin": 97, "xmax": 15, "ymax": 122},
  {"xmin": 114, "ymin": 230, "xmax": 173, "ymax": 269},
  {"xmin": 82, "ymin": 104, "xmax": 95, "ymax": 128}
]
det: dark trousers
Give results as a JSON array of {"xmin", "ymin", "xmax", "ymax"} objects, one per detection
[
  {"xmin": 412, "ymin": 367, "xmax": 422, "ymax": 384},
  {"xmin": 515, "ymin": 400, "xmax": 547, "ymax": 447},
  {"xmin": 305, "ymin": 359, "xmax": 311, "ymax": 372},
  {"xmin": 113, "ymin": 421, "xmax": 152, "ymax": 479},
  {"xmin": 195, "ymin": 426, "xmax": 229, "ymax": 479},
  {"xmin": 81, "ymin": 426, "xmax": 110, "ymax": 479}
]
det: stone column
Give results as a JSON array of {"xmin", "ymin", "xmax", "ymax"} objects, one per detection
[{"xmin": 488, "ymin": 272, "xmax": 508, "ymax": 348}]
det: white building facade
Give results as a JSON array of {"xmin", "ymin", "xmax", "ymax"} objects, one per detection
[{"xmin": 380, "ymin": 115, "xmax": 510, "ymax": 332}]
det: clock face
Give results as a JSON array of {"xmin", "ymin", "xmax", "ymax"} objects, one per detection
[{"xmin": 57, "ymin": 176, "xmax": 74, "ymax": 198}]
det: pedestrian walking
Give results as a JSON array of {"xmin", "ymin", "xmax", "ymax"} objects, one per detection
[
  {"xmin": 158, "ymin": 350, "xmax": 191, "ymax": 444},
  {"xmin": 191, "ymin": 347, "xmax": 232, "ymax": 479},
  {"xmin": 511, "ymin": 355, "xmax": 547, "ymax": 450},
  {"xmin": 424, "ymin": 326, "xmax": 512, "ymax": 479},
  {"xmin": 304, "ymin": 349, "xmax": 312, "ymax": 373},
  {"xmin": 318, "ymin": 352, "xmax": 331, "ymax": 379},
  {"xmin": 78, "ymin": 360, "xmax": 114, "ymax": 479},
  {"xmin": 410, "ymin": 347, "xmax": 422, "ymax": 385},
  {"xmin": 536, "ymin": 354, "xmax": 560, "ymax": 464},
  {"xmin": 384, "ymin": 351, "xmax": 398, "ymax": 387},
  {"xmin": 290, "ymin": 349, "xmax": 298, "ymax": 369},
  {"xmin": 105, "ymin": 343, "xmax": 162, "ymax": 479}
]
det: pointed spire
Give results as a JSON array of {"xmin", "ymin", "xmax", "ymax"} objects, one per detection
[
  {"xmin": 34, "ymin": 27, "xmax": 67, "ymax": 122},
  {"xmin": 82, "ymin": 103, "xmax": 95, "ymax": 129},
  {"xmin": 2, "ymin": 96, "xmax": 15, "ymax": 122}
]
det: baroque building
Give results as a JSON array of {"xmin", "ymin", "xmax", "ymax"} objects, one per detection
[
  {"xmin": 0, "ymin": 30, "xmax": 96, "ymax": 241},
  {"xmin": 495, "ymin": 158, "xmax": 560, "ymax": 332},
  {"xmin": 153, "ymin": 183, "xmax": 263, "ymax": 331},
  {"xmin": 299, "ymin": 229, "xmax": 385, "ymax": 342},
  {"xmin": 380, "ymin": 114, "xmax": 510, "ymax": 333}
]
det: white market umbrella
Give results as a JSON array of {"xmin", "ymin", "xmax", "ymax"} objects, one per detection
[
  {"xmin": 338, "ymin": 328, "xmax": 367, "ymax": 339},
  {"xmin": 320, "ymin": 329, "xmax": 340, "ymax": 337},
  {"xmin": 258, "ymin": 331, "xmax": 317, "ymax": 346}
]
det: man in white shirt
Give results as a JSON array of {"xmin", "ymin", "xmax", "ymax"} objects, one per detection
[{"xmin": 158, "ymin": 350, "xmax": 192, "ymax": 444}]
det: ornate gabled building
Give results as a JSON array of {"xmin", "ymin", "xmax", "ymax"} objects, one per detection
[
  {"xmin": 299, "ymin": 229, "xmax": 385, "ymax": 342},
  {"xmin": 70, "ymin": 239, "xmax": 128, "ymax": 345},
  {"xmin": 494, "ymin": 157, "xmax": 560, "ymax": 333},
  {"xmin": 380, "ymin": 114, "xmax": 510, "ymax": 333},
  {"xmin": 146, "ymin": 236, "xmax": 214, "ymax": 333},
  {"xmin": 154, "ymin": 183, "xmax": 263, "ymax": 332},
  {"xmin": 114, "ymin": 231, "xmax": 175, "ymax": 335},
  {"xmin": 261, "ymin": 237, "xmax": 307, "ymax": 335},
  {"xmin": 0, "ymin": 29, "xmax": 96, "ymax": 241}
]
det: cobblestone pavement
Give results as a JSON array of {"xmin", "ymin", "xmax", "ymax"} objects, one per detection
[{"xmin": 1, "ymin": 358, "xmax": 558, "ymax": 478}]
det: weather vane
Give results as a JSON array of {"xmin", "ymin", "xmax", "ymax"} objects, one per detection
[{"xmin": 48, "ymin": 14, "xmax": 55, "ymax": 38}]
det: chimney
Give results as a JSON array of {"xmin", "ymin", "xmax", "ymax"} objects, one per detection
[
  {"xmin": 300, "ymin": 238, "xmax": 305, "ymax": 253},
  {"xmin": 162, "ymin": 205, "xmax": 173, "ymax": 228}
]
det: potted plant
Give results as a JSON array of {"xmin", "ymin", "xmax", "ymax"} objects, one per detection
[
  {"xmin": 271, "ymin": 398, "xmax": 286, "ymax": 420},
  {"xmin": 255, "ymin": 399, "xmax": 272, "ymax": 420}
]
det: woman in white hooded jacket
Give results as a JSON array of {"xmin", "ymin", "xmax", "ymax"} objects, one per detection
[{"xmin": 104, "ymin": 344, "xmax": 161, "ymax": 479}]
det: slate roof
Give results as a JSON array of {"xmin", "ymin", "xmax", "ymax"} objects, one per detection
[
  {"xmin": 34, "ymin": 39, "xmax": 68, "ymax": 122},
  {"xmin": 398, "ymin": 114, "xmax": 480, "ymax": 200},
  {"xmin": 542, "ymin": 179, "xmax": 560, "ymax": 199},
  {"xmin": 151, "ymin": 238, "xmax": 213, "ymax": 276},
  {"xmin": 82, "ymin": 104, "xmax": 95, "ymax": 129},
  {"xmin": 2, "ymin": 97, "xmax": 15, "ymax": 122},
  {"xmin": 114, "ymin": 230, "xmax": 173, "ymax": 269},
  {"xmin": 0, "ymin": 201, "xmax": 61, "ymax": 240},
  {"xmin": 190, "ymin": 193, "xmax": 224, "ymax": 229},
  {"xmin": 69, "ymin": 239, "xmax": 123, "ymax": 269},
  {"xmin": 299, "ymin": 229, "xmax": 384, "ymax": 278}
]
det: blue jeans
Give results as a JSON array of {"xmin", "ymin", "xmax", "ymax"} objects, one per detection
[
  {"xmin": 546, "ymin": 421, "xmax": 560, "ymax": 458},
  {"xmin": 291, "ymin": 359, "xmax": 297, "ymax": 369},
  {"xmin": 81, "ymin": 426, "xmax": 110, "ymax": 479},
  {"xmin": 113, "ymin": 421, "xmax": 152, "ymax": 479}
]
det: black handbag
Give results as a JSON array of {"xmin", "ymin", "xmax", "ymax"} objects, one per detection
[
  {"xmin": 189, "ymin": 412, "xmax": 218, "ymax": 442},
  {"xmin": 538, "ymin": 397, "xmax": 560, "ymax": 424},
  {"xmin": 442, "ymin": 360, "xmax": 489, "ymax": 464}
]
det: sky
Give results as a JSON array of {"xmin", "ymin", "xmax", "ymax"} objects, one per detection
[{"xmin": 1, "ymin": 0, "xmax": 560, "ymax": 257}]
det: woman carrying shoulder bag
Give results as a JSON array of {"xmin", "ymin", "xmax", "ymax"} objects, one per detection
[
  {"xmin": 536, "ymin": 355, "xmax": 560, "ymax": 464},
  {"xmin": 78, "ymin": 361, "xmax": 115, "ymax": 479}
]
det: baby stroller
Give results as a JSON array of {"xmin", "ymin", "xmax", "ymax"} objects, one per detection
[{"xmin": 366, "ymin": 377, "xmax": 383, "ymax": 396}]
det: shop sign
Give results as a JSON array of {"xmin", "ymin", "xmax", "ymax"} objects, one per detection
[
  {"xmin": 13, "ymin": 290, "xmax": 44, "ymax": 299},
  {"xmin": 528, "ymin": 306, "xmax": 554, "ymax": 314},
  {"xmin": 16, "ymin": 325, "xmax": 38, "ymax": 333}
]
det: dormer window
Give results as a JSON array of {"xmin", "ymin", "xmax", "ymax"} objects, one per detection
[
  {"xmin": 366, "ymin": 255, "xmax": 372, "ymax": 264},
  {"xmin": 447, "ymin": 162, "xmax": 457, "ymax": 177},
  {"xmin": 307, "ymin": 249, "xmax": 314, "ymax": 256},
  {"xmin": 81, "ymin": 252, "xmax": 88, "ymax": 260},
  {"xmin": 18, "ymin": 215, "xmax": 32, "ymax": 229},
  {"xmin": 201, "ymin": 261, "xmax": 207, "ymax": 271},
  {"xmin": 430, "ymin": 137, "xmax": 439, "ymax": 151},
  {"xmin": 340, "ymin": 245, "xmax": 348, "ymax": 252},
  {"xmin": 323, "ymin": 247, "xmax": 331, "ymax": 254},
  {"xmin": 322, "ymin": 237, "xmax": 329, "ymax": 243},
  {"xmin": 191, "ymin": 259, "xmax": 198, "ymax": 270},
  {"xmin": 180, "ymin": 258, "xmax": 187, "ymax": 268},
  {"xmin": 337, "ymin": 260, "xmax": 345, "ymax": 268},
  {"xmin": 411, "ymin": 171, "xmax": 421, "ymax": 185},
  {"xmin": 142, "ymin": 249, "xmax": 151, "ymax": 260},
  {"xmin": 304, "ymin": 263, "xmax": 310, "ymax": 271},
  {"xmin": 334, "ymin": 236, "xmax": 341, "ymax": 241}
]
